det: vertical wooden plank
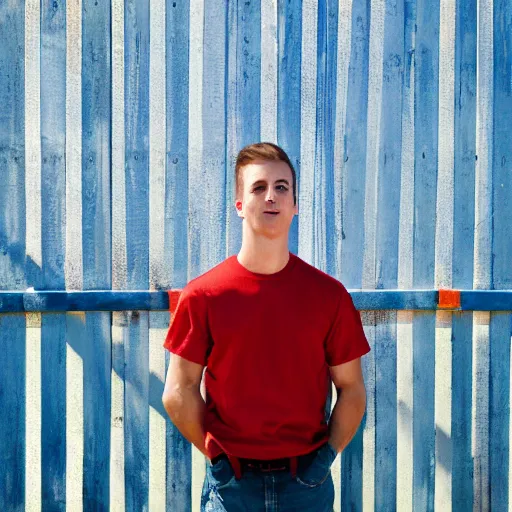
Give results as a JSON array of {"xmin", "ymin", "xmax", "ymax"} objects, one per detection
[
  {"xmin": 451, "ymin": 0, "xmax": 477, "ymax": 506},
  {"xmin": 396, "ymin": 2, "xmax": 415, "ymax": 503},
  {"xmin": 451, "ymin": 312, "xmax": 474, "ymax": 510},
  {"xmin": 65, "ymin": 313, "xmax": 85, "ymax": 512},
  {"xmin": 488, "ymin": 313, "xmax": 511, "ymax": 510},
  {"xmin": 260, "ymin": 0, "xmax": 278, "ymax": 143},
  {"xmin": 412, "ymin": 0, "xmax": 439, "ymax": 509},
  {"xmin": 111, "ymin": 1, "xmax": 126, "ymax": 510},
  {"xmin": 200, "ymin": 0, "xmax": 227, "ymax": 267},
  {"xmin": 225, "ymin": 0, "xmax": 261, "ymax": 256},
  {"xmin": 24, "ymin": 2, "xmax": 42, "ymax": 510},
  {"xmin": 65, "ymin": 0, "xmax": 83, "ymax": 507},
  {"xmin": 298, "ymin": 0, "xmax": 317, "ymax": 264},
  {"xmin": 149, "ymin": 0, "xmax": 166, "ymax": 509},
  {"xmin": 372, "ymin": 0, "xmax": 404, "ymax": 508},
  {"xmin": 339, "ymin": 1, "xmax": 370, "ymax": 509},
  {"xmin": 473, "ymin": 0, "xmax": 493, "ymax": 507},
  {"xmin": 313, "ymin": 0, "xmax": 338, "ymax": 273},
  {"xmin": 124, "ymin": 0, "xmax": 150, "ymax": 510},
  {"xmin": 332, "ymin": 0, "xmax": 351, "ymax": 281},
  {"xmin": 434, "ymin": 0, "xmax": 456, "ymax": 508},
  {"xmin": 277, "ymin": 0, "xmax": 301, "ymax": 255},
  {"xmin": 489, "ymin": 2, "xmax": 512, "ymax": 508},
  {"xmin": 0, "ymin": 1, "xmax": 26, "ymax": 510},
  {"xmin": 396, "ymin": 312, "xmax": 413, "ymax": 511},
  {"xmin": 0, "ymin": 315, "xmax": 26, "ymax": 512},
  {"xmin": 434, "ymin": 311, "xmax": 452, "ymax": 511},
  {"xmin": 81, "ymin": 1, "xmax": 112, "ymax": 510},
  {"xmin": 339, "ymin": 0, "xmax": 370, "ymax": 290},
  {"xmin": 39, "ymin": 2, "xmax": 67, "ymax": 509},
  {"xmin": 165, "ymin": 0, "xmax": 191, "ymax": 510},
  {"xmin": 165, "ymin": 0, "xmax": 189, "ymax": 289}
]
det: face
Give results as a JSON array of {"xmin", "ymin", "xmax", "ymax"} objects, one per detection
[{"xmin": 235, "ymin": 160, "xmax": 298, "ymax": 240}]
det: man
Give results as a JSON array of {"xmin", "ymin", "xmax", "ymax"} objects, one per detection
[{"xmin": 162, "ymin": 142, "xmax": 370, "ymax": 511}]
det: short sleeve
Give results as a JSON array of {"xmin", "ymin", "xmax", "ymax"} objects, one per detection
[
  {"xmin": 325, "ymin": 287, "xmax": 371, "ymax": 366},
  {"xmin": 163, "ymin": 286, "xmax": 212, "ymax": 366}
]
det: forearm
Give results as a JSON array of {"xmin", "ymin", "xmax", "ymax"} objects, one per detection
[
  {"xmin": 327, "ymin": 382, "xmax": 366, "ymax": 453},
  {"xmin": 162, "ymin": 387, "xmax": 208, "ymax": 458}
]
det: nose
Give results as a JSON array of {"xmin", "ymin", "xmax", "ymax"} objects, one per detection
[{"xmin": 266, "ymin": 190, "xmax": 275, "ymax": 203}]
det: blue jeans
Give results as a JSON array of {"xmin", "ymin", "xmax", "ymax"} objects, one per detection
[{"xmin": 201, "ymin": 443, "xmax": 337, "ymax": 511}]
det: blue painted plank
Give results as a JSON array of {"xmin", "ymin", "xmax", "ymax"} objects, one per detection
[
  {"xmin": 489, "ymin": 2, "xmax": 512, "ymax": 507},
  {"xmin": 40, "ymin": 2, "xmax": 67, "ymax": 509},
  {"xmin": 225, "ymin": 0, "xmax": 261, "ymax": 256},
  {"xmin": 166, "ymin": 1, "xmax": 192, "ymax": 509},
  {"xmin": 0, "ymin": 315, "xmax": 26, "ymax": 512},
  {"xmin": 340, "ymin": 0, "xmax": 370, "ymax": 291},
  {"xmin": 375, "ymin": 312, "xmax": 397, "ymax": 510},
  {"xmin": 124, "ymin": 0, "xmax": 150, "ymax": 509},
  {"xmin": 81, "ymin": 2, "xmax": 113, "ymax": 509},
  {"xmin": 277, "ymin": 0, "xmax": 301, "ymax": 256},
  {"xmin": 451, "ymin": 0, "xmax": 477, "ymax": 502},
  {"xmin": 314, "ymin": 0, "xmax": 338, "ymax": 272},
  {"xmin": 461, "ymin": 291, "xmax": 512, "ymax": 311},
  {"xmin": 372, "ymin": 1, "xmax": 404, "ymax": 505},
  {"xmin": 412, "ymin": 0, "xmax": 439, "ymax": 508},
  {"xmin": 412, "ymin": 313, "xmax": 436, "ymax": 511},
  {"xmin": 451, "ymin": 312, "xmax": 473, "ymax": 510},
  {"xmin": 0, "ymin": 2, "xmax": 26, "ymax": 510},
  {"xmin": 3, "ymin": 290, "xmax": 512, "ymax": 313},
  {"xmin": 165, "ymin": 0, "xmax": 190, "ymax": 291},
  {"xmin": 41, "ymin": 314, "xmax": 67, "ymax": 510},
  {"xmin": 452, "ymin": 0, "xmax": 476, "ymax": 290},
  {"xmin": 0, "ymin": 1, "xmax": 26, "ymax": 290},
  {"xmin": 489, "ymin": 313, "xmax": 511, "ymax": 510},
  {"xmin": 125, "ymin": 312, "xmax": 149, "ymax": 511}
]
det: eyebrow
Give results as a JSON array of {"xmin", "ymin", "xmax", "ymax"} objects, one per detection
[{"xmin": 250, "ymin": 179, "xmax": 290, "ymax": 187}]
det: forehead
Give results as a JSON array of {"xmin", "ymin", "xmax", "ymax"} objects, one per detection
[{"xmin": 241, "ymin": 160, "xmax": 293, "ymax": 186}]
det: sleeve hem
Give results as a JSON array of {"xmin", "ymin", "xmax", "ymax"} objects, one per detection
[{"xmin": 327, "ymin": 343, "xmax": 371, "ymax": 368}]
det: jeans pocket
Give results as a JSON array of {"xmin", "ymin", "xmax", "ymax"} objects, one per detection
[
  {"xmin": 295, "ymin": 443, "xmax": 337, "ymax": 488},
  {"xmin": 208, "ymin": 457, "xmax": 236, "ymax": 490}
]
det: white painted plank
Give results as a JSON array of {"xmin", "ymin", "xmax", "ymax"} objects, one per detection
[
  {"xmin": 65, "ymin": 0, "xmax": 82, "ymax": 291},
  {"xmin": 397, "ymin": 311, "xmax": 413, "ymax": 512},
  {"xmin": 435, "ymin": 0, "xmax": 456, "ymax": 289},
  {"xmin": 434, "ymin": 311, "xmax": 452, "ymax": 511},
  {"xmin": 260, "ymin": 0, "xmax": 277, "ymax": 142}
]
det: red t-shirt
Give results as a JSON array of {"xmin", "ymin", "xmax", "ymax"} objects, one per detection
[{"xmin": 163, "ymin": 252, "xmax": 370, "ymax": 460}]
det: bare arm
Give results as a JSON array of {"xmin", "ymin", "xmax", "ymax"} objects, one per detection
[
  {"xmin": 162, "ymin": 353, "xmax": 209, "ymax": 458},
  {"xmin": 327, "ymin": 357, "xmax": 367, "ymax": 453}
]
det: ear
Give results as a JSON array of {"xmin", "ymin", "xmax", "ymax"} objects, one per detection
[
  {"xmin": 293, "ymin": 203, "xmax": 299, "ymax": 216},
  {"xmin": 235, "ymin": 200, "xmax": 244, "ymax": 218}
]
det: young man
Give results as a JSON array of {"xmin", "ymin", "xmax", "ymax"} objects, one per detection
[{"xmin": 162, "ymin": 142, "xmax": 370, "ymax": 511}]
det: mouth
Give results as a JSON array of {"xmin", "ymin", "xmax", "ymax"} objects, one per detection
[{"xmin": 264, "ymin": 211, "xmax": 280, "ymax": 215}]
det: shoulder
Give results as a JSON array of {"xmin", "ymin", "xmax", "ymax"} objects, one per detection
[
  {"xmin": 180, "ymin": 256, "xmax": 236, "ymax": 298},
  {"xmin": 293, "ymin": 254, "xmax": 349, "ymax": 297}
]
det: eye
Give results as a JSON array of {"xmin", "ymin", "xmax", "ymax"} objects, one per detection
[
  {"xmin": 276, "ymin": 185, "xmax": 288, "ymax": 191},
  {"xmin": 253, "ymin": 186, "xmax": 265, "ymax": 192}
]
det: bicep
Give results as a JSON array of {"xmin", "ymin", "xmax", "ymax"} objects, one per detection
[
  {"xmin": 164, "ymin": 352, "xmax": 204, "ymax": 395},
  {"xmin": 329, "ymin": 357, "xmax": 364, "ymax": 392}
]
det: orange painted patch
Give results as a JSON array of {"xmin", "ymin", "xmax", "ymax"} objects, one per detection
[
  {"xmin": 168, "ymin": 289, "xmax": 182, "ymax": 314},
  {"xmin": 438, "ymin": 289, "xmax": 461, "ymax": 309}
]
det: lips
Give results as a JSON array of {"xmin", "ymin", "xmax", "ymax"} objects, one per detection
[{"xmin": 264, "ymin": 211, "xmax": 280, "ymax": 215}]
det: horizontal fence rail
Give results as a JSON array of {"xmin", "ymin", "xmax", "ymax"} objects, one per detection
[{"xmin": 1, "ymin": 289, "xmax": 512, "ymax": 313}]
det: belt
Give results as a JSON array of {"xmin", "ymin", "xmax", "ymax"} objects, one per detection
[{"xmin": 211, "ymin": 447, "xmax": 320, "ymax": 480}]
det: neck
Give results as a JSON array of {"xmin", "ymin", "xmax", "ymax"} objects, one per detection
[{"xmin": 237, "ymin": 233, "xmax": 290, "ymax": 275}]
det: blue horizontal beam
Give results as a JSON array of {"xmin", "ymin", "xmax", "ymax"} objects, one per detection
[{"xmin": 0, "ymin": 290, "xmax": 511, "ymax": 313}]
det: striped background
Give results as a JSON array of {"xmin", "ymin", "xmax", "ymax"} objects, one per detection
[{"xmin": 0, "ymin": 0, "xmax": 511, "ymax": 510}]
